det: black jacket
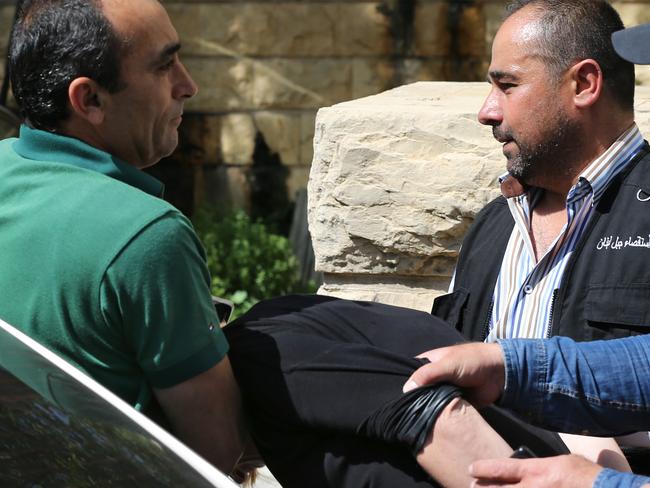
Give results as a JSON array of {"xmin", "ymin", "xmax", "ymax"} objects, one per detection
[{"xmin": 432, "ymin": 143, "xmax": 650, "ymax": 342}]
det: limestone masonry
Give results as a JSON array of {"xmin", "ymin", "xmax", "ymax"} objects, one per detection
[
  {"xmin": 0, "ymin": 0, "xmax": 649, "ymax": 215},
  {"xmin": 163, "ymin": 0, "xmax": 650, "ymax": 214},
  {"xmin": 309, "ymin": 82, "xmax": 650, "ymax": 311}
]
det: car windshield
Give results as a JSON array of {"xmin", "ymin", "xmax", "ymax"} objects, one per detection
[{"xmin": 0, "ymin": 320, "xmax": 236, "ymax": 488}]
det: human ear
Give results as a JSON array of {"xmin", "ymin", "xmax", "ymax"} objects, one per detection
[
  {"xmin": 68, "ymin": 77, "xmax": 105, "ymax": 125},
  {"xmin": 570, "ymin": 59, "xmax": 602, "ymax": 109}
]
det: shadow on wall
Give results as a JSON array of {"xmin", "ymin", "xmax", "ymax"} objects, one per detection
[
  {"xmin": 249, "ymin": 131, "xmax": 292, "ymax": 235},
  {"xmin": 147, "ymin": 119, "xmax": 293, "ymax": 235}
]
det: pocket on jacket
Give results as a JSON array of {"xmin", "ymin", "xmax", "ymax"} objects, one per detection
[
  {"xmin": 585, "ymin": 285, "xmax": 650, "ymax": 331},
  {"xmin": 431, "ymin": 288, "xmax": 469, "ymax": 331}
]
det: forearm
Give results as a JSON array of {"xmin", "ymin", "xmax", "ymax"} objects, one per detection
[
  {"xmin": 499, "ymin": 335, "xmax": 650, "ymax": 435},
  {"xmin": 155, "ymin": 357, "xmax": 246, "ymax": 474},
  {"xmin": 594, "ymin": 468, "xmax": 650, "ymax": 488},
  {"xmin": 416, "ymin": 397, "xmax": 512, "ymax": 488}
]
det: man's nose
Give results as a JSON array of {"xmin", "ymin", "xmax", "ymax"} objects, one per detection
[
  {"xmin": 173, "ymin": 61, "xmax": 199, "ymax": 100},
  {"xmin": 477, "ymin": 88, "xmax": 502, "ymax": 126}
]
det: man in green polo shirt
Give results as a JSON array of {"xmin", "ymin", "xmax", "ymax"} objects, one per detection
[{"xmin": 0, "ymin": 0, "xmax": 245, "ymax": 475}]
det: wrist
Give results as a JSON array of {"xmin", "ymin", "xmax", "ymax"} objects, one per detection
[{"xmin": 495, "ymin": 339, "xmax": 517, "ymax": 407}]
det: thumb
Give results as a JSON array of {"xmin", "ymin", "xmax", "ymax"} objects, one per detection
[
  {"xmin": 469, "ymin": 458, "xmax": 523, "ymax": 481},
  {"xmin": 403, "ymin": 361, "xmax": 452, "ymax": 393}
]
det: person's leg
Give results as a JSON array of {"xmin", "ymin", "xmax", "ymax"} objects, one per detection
[
  {"xmin": 417, "ymin": 397, "xmax": 511, "ymax": 487},
  {"xmin": 225, "ymin": 295, "xmax": 467, "ymax": 435},
  {"xmin": 225, "ymin": 295, "xmax": 566, "ymax": 487},
  {"xmin": 559, "ymin": 433, "xmax": 630, "ymax": 472}
]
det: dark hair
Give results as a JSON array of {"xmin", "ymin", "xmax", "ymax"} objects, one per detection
[
  {"xmin": 505, "ymin": 0, "xmax": 635, "ymax": 111},
  {"xmin": 9, "ymin": 0, "xmax": 126, "ymax": 130}
]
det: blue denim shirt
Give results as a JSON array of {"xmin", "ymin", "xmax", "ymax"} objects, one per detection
[
  {"xmin": 595, "ymin": 469, "xmax": 649, "ymax": 488},
  {"xmin": 498, "ymin": 335, "xmax": 650, "ymax": 487}
]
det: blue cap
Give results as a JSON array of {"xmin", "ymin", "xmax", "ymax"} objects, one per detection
[{"xmin": 612, "ymin": 23, "xmax": 650, "ymax": 64}]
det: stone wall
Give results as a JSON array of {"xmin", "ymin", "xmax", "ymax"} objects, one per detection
[
  {"xmin": 159, "ymin": 0, "xmax": 498, "ymax": 217},
  {"xmin": 0, "ymin": 1, "xmax": 649, "ymax": 218},
  {"xmin": 309, "ymin": 82, "xmax": 650, "ymax": 312},
  {"xmin": 160, "ymin": 0, "xmax": 650, "ymax": 217}
]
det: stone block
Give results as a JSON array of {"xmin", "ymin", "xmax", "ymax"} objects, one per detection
[
  {"xmin": 401, "ymin": 59, "xmax": 449, "ymax": 84},
  {"xmin": 308, "ymin": 82, "xmax": 650, "ymax": 310},
  {"xmin": 185, "ymin": 58, "xmax": 255, "ymax": 112},
  {"xmin": 456, "ymin": 5, "xmax": 487, "ymax": 58},
  {"xmin": 253, "ymin": 111, "xmax": 301, "ymax": 166},
  {"xmin": 413, "ymin": 2, "xmax": 451, "ymax": 57},
  {"xmin": 187, "ymin": 56, "xmax": 388, "ymax": 112},
  {"xmin": 612, "ymin": 2, "xmax": 650, "ymax": 27},
  {"xmin": 335, "ymin": 3, "xmax": 391, "ymax": 57},
  {"xmin": 635, "ymin": 86, "xmax": 650, "ymax": 121},
  {"xmin": 309, "ymin": 82, "xmax": 502, "ymax": 278},
  {"xmin": 167, "ymin": 2, "xmax": 389, "ymax": 58},
  {"xmin": 613, "ymin": 2, "xmax": 650, "ymax": 86},
  {"xmin": 447, "ymin": 59, "xmax": 490, "ymax": 82},
  {"xmin": 351, "ymin": 59, "xmax": 394, "ymax": 99},
  {"xmin": 221, "ymin": 113, "xmax": 256, "ymax": 166},
  {"xmin": 287, "ymin": 166, "xmax": 311, "ymax": 201},
  {"xmin": 253, "ymin": 59, "xmax": 354, "ymax": 109},
  {"xmin": 318, "ymin": 275, "xmax": 452, "ymax": 313},
  {"xmin": 166, "ymin": 4, "xmax": 238, "ymax": 57},
  {"xmin": 202, "ymin": 165, "xmax": 251, "ymax": 212},
  {"xmin": 483, "ymin": 1, "xmax": 507, "ymax": 48},
  {"xmin": 0, "ymin": 6, "xmax": 15, "ymax": 52},
  {"xmin": 177, "ymin": 114, "xmax": 222, "ymax": 166},
  {"xmin": 300, "ymin": 111, "xmax": 318, "ymax": 165},
  {"xmin": 637, "ymin": 66, "xmax": 650, "ymax": 86}
]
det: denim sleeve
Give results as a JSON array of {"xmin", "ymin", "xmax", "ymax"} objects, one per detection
[
  {"xmin": 498, "ymin": 335, "xmax": 650, "ymax": 435},
  {"xmin": 593, "ymin": 468, "xmax": 650, "ymax": 488}
]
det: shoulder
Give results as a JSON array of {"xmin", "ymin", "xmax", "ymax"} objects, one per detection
[
  {"xmin": 475, "ymin": 195, "xmax": 509, "ymax": 217},
  {"xmin": 0, "ymin": 137, "xmax": 17, "ymax": 153},
  {"xmin": 71, "ymin": 180, "xmax": 187, "ymax": 274},
  {"xmin": 627, "ymin": 143, "xmax": 650, "ymax": 183},
  {"xmin": 102, "ymin": 210, "xmax": 211, "ymax": 312},
  {"xmin": 456, "ymin": 195, "xmax": 513, "ymax": 268},
  {"xmin": 116, "ymin": 211, "xmax": 205, "ymax": 268},
  {"xmin": 466, "ymin": 195, "xmax": 512, "ymax": 235},
  {"xmin": 601, "ymin": 142, "xmax": 650, "ymax": 209}
]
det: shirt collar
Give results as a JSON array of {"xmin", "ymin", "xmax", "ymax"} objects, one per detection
[
  {"xmin": 13, "ymin": 124, "xmax": 164, "ymax": 198},
  {"xmin": 575, "ymin": 123, "xmax": 644, "ymax": 205},
  {"xmin": 500, "ymin": 123, "xmax": 645, "ymax": 207}
]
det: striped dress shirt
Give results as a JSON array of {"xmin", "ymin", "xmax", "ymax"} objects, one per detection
[{"xmin": 485, "ymin": 124, "xmax": 645, "ymax": 341}]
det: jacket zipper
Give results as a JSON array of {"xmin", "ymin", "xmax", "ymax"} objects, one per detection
[
  {"xmin": 545, "ymin": 289, "xmax": 558, "ymax": 338},
  {"xmin": 482, "ymin": 301, "xmax": 494, "ymax": 341}
]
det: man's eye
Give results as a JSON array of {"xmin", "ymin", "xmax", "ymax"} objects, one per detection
[
  {"xmin": 500, "ymin": 83, "xmax": 516, "ymax": 91},
  {"xmin": 159, "ymin": 59, "xmax": 175, "ymax": 71}
]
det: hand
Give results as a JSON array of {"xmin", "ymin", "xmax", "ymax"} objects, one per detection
[
  {"xmin": 154, "ymin": 357, "xmax": 246, "ymax": 474},
  {"xmin": 231, "ymin": 436, "xmax": 265, "ymax": 484},
  {"xmin": 469, "ymin": 454, "xmax": 603, "ymax": 487},
  {"xmin": 402, "ymin": 342, "xmax": 505, "ymax": 407}
]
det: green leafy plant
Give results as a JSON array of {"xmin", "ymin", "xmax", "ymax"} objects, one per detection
[{"xmin": 193, "ymin": 208, "xmax": 316, "ymax": 319}]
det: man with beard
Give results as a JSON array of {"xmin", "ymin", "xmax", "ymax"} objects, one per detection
[
  {"xmin": 401, "ymin": 20, "xmax": 650, "ymax": 487},
  {"xmin": 428, "ymin": 0, "xmax": 648, "ymax": 468},
  {"xmin": 226, "ymin": 1, "xmax": 645, "ymax": 485},
  {"xmin": 422, "ymin": 0, "xmax": 650, "ymax": 475},
  {"xmin": 432, "ymin": 0, "xmax": 647, "ymax": 351}
]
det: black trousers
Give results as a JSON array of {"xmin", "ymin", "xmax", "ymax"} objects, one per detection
[{"xmin": 224, "ymin": 295, "xmax": 568, "ymax": 488}]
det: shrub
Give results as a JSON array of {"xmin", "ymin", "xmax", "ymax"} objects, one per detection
[{"xmin": 192, "ymin": 208, "xmax": 316, "ymax": 319}]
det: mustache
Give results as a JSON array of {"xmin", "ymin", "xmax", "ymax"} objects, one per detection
[{"xmin": 492, "ymin": 126, "xmax": 514, "ymax": 143}]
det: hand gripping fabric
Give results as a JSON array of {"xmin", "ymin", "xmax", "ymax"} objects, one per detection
[{"xmin": 358, "ymin": 383, "xmax": 462, "ymax": 455}]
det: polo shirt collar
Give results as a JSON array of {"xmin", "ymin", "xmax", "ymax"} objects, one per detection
[{"xmin": 14, "ymin": 124, "xmax": 164, "ymax": 197}]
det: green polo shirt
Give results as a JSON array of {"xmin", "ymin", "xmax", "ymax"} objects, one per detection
[{"xmin": 0, "ymin": 125, "xmax": 228, "ymax": 410}]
